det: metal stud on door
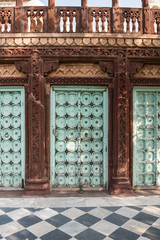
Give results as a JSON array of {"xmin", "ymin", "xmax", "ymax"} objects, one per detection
[
  {"xmin": 51, "ymin": 87, "xmax": 108, "ymax": 189},
  {"xmin": 0, "ymin": 87, "xmax": 25, "ymax": 189},
  {"xmin": 133, "ymin": 87, "xmax": 160, "ymax": 188}
]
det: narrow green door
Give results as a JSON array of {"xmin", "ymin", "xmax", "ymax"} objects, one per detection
[
  {"xmin": 133, "ymin": 87, "xmax": 160, "ymax": 188},
  {"xmin": 50, "ymin": 87, "xmax": 108, "ymax": 189},
  {"xmin": 0, "ymin": 87, "xmax": 25, "ymax": 189}
]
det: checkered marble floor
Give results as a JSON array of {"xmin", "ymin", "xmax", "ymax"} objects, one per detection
[{"xmin": 0, "ymin": 205, "xmax": 160, "ymax": 240}]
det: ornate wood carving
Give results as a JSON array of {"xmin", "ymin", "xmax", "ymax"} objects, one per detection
[
  {"xmin": 0, "ymin": 64, "xmax": 26, "ymax": 77},
  {"xmin": 26, "ymin": 53, "xmax": 48, "ymax": 194},
  {"xmin": 0, "ymin": 77, "xmax": 27, "ymax": 85},
  {"xmin": 130, "ymin": 77, "xmax": 160, "ymax": 85},
  {"xmin": 48, "ymin": 63, "xmax": 109, "ymax": 77},
  {"xmin": 46, "ymin": 77, "xmax": 112, "ymax": 85},
  {"xmin": 134, "ymin": 64, "xmax": 160, "ymax": 78},
  {"xmin": 129, "ymin": 62, "xmax": 144, "ymax": 77},
  {"xmin": 99, "ymin": 61, "xmax": 114, "ymax": 76},
  {"xmin": 43, "ymin": 61, "xmax": 59, "ymax": 76},
  {"xmin": 15, "ymin": 61, "xmax": 29, "ymax": 76}
]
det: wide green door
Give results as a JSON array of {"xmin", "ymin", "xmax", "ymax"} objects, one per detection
[
  {"xmin": 133, "ymin": 87, "xmax": 160, "ymax": 188},
  {"xmin": 50, "ymin": 87, "xmax": 108, "ymax": 189},
  {"xmin": 0, "ymin": 87, "xmax": 25, "ymax": 189}
]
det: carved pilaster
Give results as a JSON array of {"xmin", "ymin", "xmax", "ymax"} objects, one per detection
[
  {"xmin": 25, "ymin": 53, "xmax": 48, "ymax": 195},
  {"xmin": 111, "ymin": 49, "xmax": 132, "ymax": 194}
]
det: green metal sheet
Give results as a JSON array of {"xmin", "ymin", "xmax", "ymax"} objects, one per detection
[
  {"xmin": 0, "ymin": 87, "xmax": 25, "ymax": 189},
  {"xmin": 133, "ymin": 87, "xmax": 160, "ymax": 188},
  {"xmin": 50, "ymin": 86, "xmax": 108, "ymax": 189}
]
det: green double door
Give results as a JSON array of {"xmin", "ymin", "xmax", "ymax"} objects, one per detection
[
  {"xmin": 133, "ymin": 87, "xmax": 160, "ymax": 188},
  {"xmin": 50, "ymin": 87, "xmax": 108, "ymax": 189},
  {"xmin": 0, "ymin": 87, "xmax": 25, "ymax": 189}
]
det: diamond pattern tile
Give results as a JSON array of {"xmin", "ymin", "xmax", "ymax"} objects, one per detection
[
  {"xmin": 133, "ymin": 212, "xmax": 158, "ymax": 225},
  {"xmin": 76, "ymin": 228, "xmax": 106, "ymax": 240},
  {"xmin": 0, "ymin": 205, "xmax": 159, "ymax": 240},
  {"xmin": 104, "ymin": 213, "xmax": 129, "ymax": 226},
  {"xmin": 75, "ymin": 213, "xmax": 101, "ymax": 227},
  {"xmin": 18, "ymin": 215, "xmax": 42, "ymax": 228},
  {"xmin": 46, "ymin": 214, "xmax": 71, "ymax": 227},
  {"xmin": 142, "ymin": 227, "xmax": 160, "ymax": 240}
]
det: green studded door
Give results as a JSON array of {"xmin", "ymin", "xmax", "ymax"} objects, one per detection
[
  {"xmin": 50, "ymin": 87, "xmax": 108, "ymax": 189},
  {"xmin": 0, "ymin": 87, "xmax": 25, "ymax": 189},
  {"xmin": 133, "ymin": 87, "xmax": 160, "ymax": 188}
]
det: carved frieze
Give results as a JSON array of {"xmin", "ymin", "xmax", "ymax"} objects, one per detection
[
  {"xmin": 0, "ymin": 64, "xmax": 26, "ymax": 78},
  {"xmin": 134, "ymin": 64, "xmax": 160, "ymax": 77},
  {"xmin": 48, "ymin": 63, "xmax": 109, "ymax": 77}
]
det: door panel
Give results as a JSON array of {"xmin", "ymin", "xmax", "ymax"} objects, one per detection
[
  {"xmin": 133, "ymin": 87, "xmax": 160, "ymax": 187},
  {"xmin": 51, "ymin": 87, "xmax": 108, "ymax": 189},
  {"xmin": 0, "ymin": 87, "xmax": 25, "ymax": 189}
]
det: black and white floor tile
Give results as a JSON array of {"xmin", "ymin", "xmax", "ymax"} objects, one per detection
[{"xmin": 0, "ymin": 205, "xmax": 160, "ymax": 240}]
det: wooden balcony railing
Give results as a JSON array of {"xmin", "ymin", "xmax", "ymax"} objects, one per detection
[{"xmin": 0, "ymin": 5, "xmax": 160, "ymax": 34}]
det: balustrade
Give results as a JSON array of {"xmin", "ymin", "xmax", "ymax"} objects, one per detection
[
  {"xmin": 0, "ymin": 8, "xmax": 13, "ymax": 33},
  {"xmin": 56, "ymin": 8, "xmax": 80, "ymax": 33},
  {"xmin": 0, "ymin": 4, "xmax": 159, "ymax": 34},
  {"xmin": 24, "ymin": 7, "xmax": 47, "ymax": 32},
  {"xmin": 88, "ymin": 8, "xmax": 111, "ymax": 33},
  {"xmin": 152, "ymin": 10, "xmax": 160, "ymax": 33},
  {"xmin": 122, "ymin": 9, "xmax": 142, "ymax": 33}
]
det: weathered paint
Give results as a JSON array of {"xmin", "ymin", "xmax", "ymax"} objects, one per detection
[
  {"xmin": 0, "ymin": 86, "xmax": 25, "ymax": 189},
  {"xmin": 50, "ymin": 86, "xmax": 108, "ymax": 189},
  {"xmin": 133, "ymin": 87, "xmax": 160, "ymax": 187}
]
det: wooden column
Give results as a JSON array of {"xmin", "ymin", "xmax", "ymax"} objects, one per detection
[
  {"xmin": 15, "ymin": 0, "xmax": 23, "ymax": 32},
  {"xmin": 110, "ymin": 51, "xmax": 132, "ymax": 194},
  {"xmin": 142, "ymin": 0, "xmax": 152, "ymax": 33},
  {"xmin": 48, "ymin": 0, "xmax": 55, "ymax": 32},
  {"xmin": 112, "ymin": 0, "xmax": 121, "ymax": 33},
  {"xmin": 81, "ymin": 0, "xmax": 87, "ymax": 7},
  {"xmin": 81, "ymin": 0, "xmax": 88, "ymax": 32},
  {"xmin": 16, "ymin": 0, "xmax": 23, "ymax": 6},
  {"xmin": 25, "ymin": 54, "xmax": 49, "ymax": 195},
  {"xmin": 48, "ymin": 0, "xmax": 55, "ymax": 6}
]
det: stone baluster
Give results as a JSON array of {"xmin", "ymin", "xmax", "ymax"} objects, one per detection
[
  {"xmin": 101, "ymin": 12, "xmax": 106, "ymax": 32},
  {"xmin": 126, "ymin": 13, "xmax": 130, "ymax": 33},
  {"xmin": 132, "ymin": 13, "xmax": 137, "ymax": 33}
]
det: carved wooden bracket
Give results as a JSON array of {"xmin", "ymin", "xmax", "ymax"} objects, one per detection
[
  {"xmin": 15, "ymin": 61, "xmax": 29, "ymax": 76},
  {"xmin": 99, "ymin": 61, "xmax": 114, "ymax": 77},
  {"xmin": 43, "ymin": 61, "xmax": 59, "ymax": 76},
  {"xmin": 129, "ymin": 62, "xmax": 144, "ymax": 77}
]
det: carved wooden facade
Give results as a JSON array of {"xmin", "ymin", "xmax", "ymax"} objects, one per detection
[{"xmin": 0, "ymin": 0, "xmax": 160, "ymax": 194}]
